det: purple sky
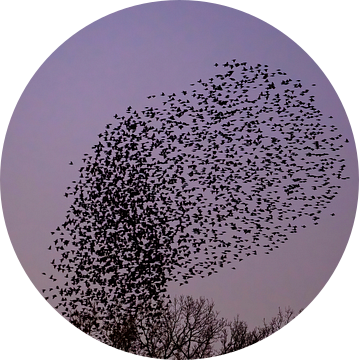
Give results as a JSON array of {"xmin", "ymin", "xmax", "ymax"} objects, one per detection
[{"xmin": 1, "ymin": 1, "xmax": 358, "ymax": 360}]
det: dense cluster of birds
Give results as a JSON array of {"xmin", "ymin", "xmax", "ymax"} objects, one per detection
[{"xmin": 43, "ymin": 60, "xmax": 349, "ymax": 319}]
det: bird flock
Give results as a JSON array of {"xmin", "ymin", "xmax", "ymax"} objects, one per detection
[{"xmin": 43, "ymin": 60, "xmax": 349, "ymax": 319}]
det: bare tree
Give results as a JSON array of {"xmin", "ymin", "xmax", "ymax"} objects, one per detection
[
  {"xmin": 67, "ymin": 297, "xmax": 300, "ymax": 358},
  {"xmin": 68, "ymin": 301, "xmax": 140, "ymax": 352},
  {"xmin": 68, "ymin": 302, "xmax": 102, "ymax": 340},
  {"xmin": 220, "ymin": 317, "xmax": 251, "ymax": 353},
  {"xmin": 105, "ymin": 313, "xmax": 139, "ymax": 353},
  {"xmin": 135, "ymin": 296, "xmax": 227, "ymax": 359},
  {"xmin": 257, "ymin": 306, "xmax": 296, "ymax": 338},
  {"xmin": 220, "ymin": 307, "xmax": 298, "ymax": 354}
]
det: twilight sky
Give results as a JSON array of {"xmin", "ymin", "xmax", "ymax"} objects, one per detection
[{"xmin": 1, "ymin": 1, "xmax": 358, "ymax": 360}]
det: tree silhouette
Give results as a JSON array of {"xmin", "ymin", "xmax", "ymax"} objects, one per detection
[
  {"xmin": 220, "ymin": 307, "xmax": 297, "ymax": 354},
  {"xmin": 105, "ymin": 313, "xmax": 138, "ymax": 353},
  {"xmin": 68, "ymin": 304, "xmax": 102, "ymax": 340},
  {"xmin": 68, "ymin": 296, "xmax": 299, "ymax": 358},
  {"xmin": 135, "ymin": 296, "xmax": 227, "ymax": 359}
]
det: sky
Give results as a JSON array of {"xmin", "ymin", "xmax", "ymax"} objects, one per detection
[{"xmin": 1, "ymin": 1, "xmax": 358, "ymax": 360}]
